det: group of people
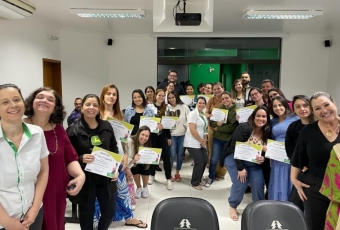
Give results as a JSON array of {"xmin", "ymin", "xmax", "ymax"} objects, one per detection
[{"xmin": 0, "ymin": 69, "xmax": 339, "ymax": 230}]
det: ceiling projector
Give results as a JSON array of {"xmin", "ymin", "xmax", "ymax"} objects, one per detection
[{"xmin": 175, "ymin": 13, "xmax": 201, "ymax": 26}]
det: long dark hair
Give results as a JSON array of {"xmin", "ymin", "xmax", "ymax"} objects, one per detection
[
  {"xmin": 270, "ymin": 96, "xmax": 293, "ymax": 119},
  {"xmin": 247, "ymin": 106, "xmax": 271, "ymax": 143},
  {"xmin": 167, "ymin": 91, "xmax": 184, "ymax": 106},
  {"xmin": 130, "ymin": 126, "xmax": 151, "ymax": 169},
  {"xmin": 131, "ymin": 89, "xmax": 147, "ymax": 108},
  {"xmin": 292, "ymin": 95, "xmax": 314, "ymax": 123},
  {"xmin": 25, "ymin": 87, "xmax": 66, "ymax": 124}
]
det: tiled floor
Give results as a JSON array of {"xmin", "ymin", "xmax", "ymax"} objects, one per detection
[{"xmin": 65, "ymin": 155, "xmax": 252, "ymax": 230}]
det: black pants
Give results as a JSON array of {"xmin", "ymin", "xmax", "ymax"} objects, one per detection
[
  {"xmin": 301, "ymin": 171, "xmax": 330, "ymax": 230},
  {"xmin": 261, "ymin": 158, "xmax": 271, "ymax": 199},
  {"xmin": 0, "ymin": 207, "xmax": 43, "ymax": 230},
  {"xmin": 78, "ymin": 181, "xmax": 116, "ymax": 230},
  {"xmin": 187, "ymin": 147, "xmax": 208, "ymax": 186},
  {"xmin": 289, "ymin": 172, "xmax": 304, "ymax": 211},
  {"xmin": 150, "ymin": 134, "xmax": 171, "ymax": 179}
]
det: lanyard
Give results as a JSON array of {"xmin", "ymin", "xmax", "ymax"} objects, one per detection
[{"xmin": 198, "ymin": 112, "xmax": 207, "ymax": 131}]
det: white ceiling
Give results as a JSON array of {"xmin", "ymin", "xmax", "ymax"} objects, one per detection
[{"xmin": 28, "ymin": 0, "xmax": 340, "ymax": 35}]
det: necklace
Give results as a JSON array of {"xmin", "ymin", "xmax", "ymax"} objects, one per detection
[
  {"xmin": 325, "ymin": 122, "xmax": 340, "ymax": 137},
  {"xmin": 31, "ymin": 118, "xmax": 58, "ymax": 155}
]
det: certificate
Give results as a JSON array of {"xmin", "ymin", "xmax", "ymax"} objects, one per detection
[
  {"xmin": 265, "ymin": 139, "xmax": 290, "ymax": 164},
  {"xmin": 140, "ymin": 116, "xmax": 161, "ymax": 133},
  {"xmin": 180, "ymin": 95, "xmax": 195, "ymax": 106},
  {"xmin": 210, "ymin": 108, "xmax": 229, "ymax": 123},
  {"xmin": 198, "ymin": 94, "xmax": 212, "ymax": 103},
  {"xmin": 106, "ymin": 117, "xmax": 134, "ymax": 143},
  {"xmin": 236, "ymin": 105, "xmax": 257, "ymax": 123},
  {"xmin": 161, "ymin": 116, "xmax": 178, "ymax": 130},
  {"xmin": 234, "ymin": 141, "xmax": 263, "ymax": 163},
  {"xmin": 84, "ymin": 146, "xmax": 123, "ymax": 178},
  {"xmin": 137, "ymin": 147, "xmax": 162, "ymax": 165}
]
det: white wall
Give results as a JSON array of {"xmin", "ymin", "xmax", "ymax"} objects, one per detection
[
  {"xmin": 281, "ymin": 34, "xmax": 330, "ymax": 99},
  {"xmin": 60, "ymin": 29, "xmax": 110, "ymax": 125},
  {"xmin": 327, "ymin": 34, "xmax": 340, "ymax": 101},
  {"xmin": 0, "ymin": 18, "xmax": 60, "ymax": 98},
  {"xmin": 108, "ymin": 35, "xmax": 157, "ymax": 108}
]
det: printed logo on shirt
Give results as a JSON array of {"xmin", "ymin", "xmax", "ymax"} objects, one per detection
[
  {"xmin": 174, "ymin": 219, "xmax": 196, "ymax": 230},
  {"xmin": 168, "ymin": 109, "xmax": 181, "ymax": 117},
  {"xmin": 91, "ymin": 135, "xmax": 102, "ymax": 146}
]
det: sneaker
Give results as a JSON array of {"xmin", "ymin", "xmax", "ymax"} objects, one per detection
[
  {"xmin": 170, "ymin": 176, "xmax": 175, "ymax": 182},
  {"xmin": 166, "ymin": 179, "xmax": 174, "ymax": 190},
  {"xmin": 131, "ymin": 205, "xmax": 136, "ymax": 211},
  {"xmin": 148, "ymin": 176, "xmax": 155, "ymax": 185},
  {"xmin": 175, "ymin": 173, "xmax": 182, "ymax": 182},
  {"xmin": 141, "ymin": 187, "xmax": 149, "ymax": 198},
  {"xmin": 135, "ymin": 188, "xmax": 142, "ymax": 199},
  {"xmin": 205, "ymin": 178, "xmax": 213, "ymax": 187}
]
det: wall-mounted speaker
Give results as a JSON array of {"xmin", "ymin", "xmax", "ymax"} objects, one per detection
[
  {"xmin": 325, "ymin": 40, "xmax": 331, "ymax": 47},
  {"xmin": 108, "ymin": 38, "xmax": 113, "ymax": 46}
]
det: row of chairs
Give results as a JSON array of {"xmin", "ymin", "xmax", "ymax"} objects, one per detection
[{"xmin": 151, "ymin": 197, "xmax": 308, "ymax": 230}]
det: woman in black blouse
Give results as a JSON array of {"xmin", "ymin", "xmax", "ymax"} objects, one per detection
[
  {"xmin": 291, "ymin": 92, "xmax": 340, "ymax": 230},
  {"xmin": 285, "ymin": 95, "xmax": 314, "ymax": 211}
]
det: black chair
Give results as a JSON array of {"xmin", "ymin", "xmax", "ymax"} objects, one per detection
[
  {"xmin": 241, "ymin": 200, "xmax": 308, "ymax": 230},
  {"xmin": 151, "ymin": 197, "xmax": 219, "ymax": 230}
]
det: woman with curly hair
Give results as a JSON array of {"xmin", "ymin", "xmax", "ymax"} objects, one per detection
[{"xmin": 24, "ymin": 87, "xmax": 85, "ymax": 230}]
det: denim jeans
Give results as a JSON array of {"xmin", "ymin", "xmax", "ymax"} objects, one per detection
[
  {"xmin": 225, "ymin": 154, "xmax": 264, "ymax": 208},
  {"xmin": 170, "ymin": 135, "xmax": 185, "ymax": 171},
  {"xmin": 209, "ymin": 138, "xmax": 227, "ymax": 180}
]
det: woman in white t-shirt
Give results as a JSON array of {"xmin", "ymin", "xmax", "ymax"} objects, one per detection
[{"xmin": 184, "ymin": 97, "xmax": 208, "ymax": 190}]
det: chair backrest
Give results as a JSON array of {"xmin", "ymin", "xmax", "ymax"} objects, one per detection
[
  {"xmin": 151, "ymin": 197, "xmax": 219, "ymax": 230},
  {"xmin": 241, "ymin": 200, "xmax": 308, "ymax": 230}
]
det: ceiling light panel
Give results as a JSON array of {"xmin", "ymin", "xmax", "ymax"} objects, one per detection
[
  {"xmin": 243, "ymin": 10, "xmax": 323, "ymax": 20},
  {"xmin": 70, "ymin": 9, "xmax": 145, "ymax": 18}
]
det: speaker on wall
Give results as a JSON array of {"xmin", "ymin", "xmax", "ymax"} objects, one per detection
[
  {"xmin": 325, "ymin": 40, "xmax": 331, "ymax": 47},
  {"xmin": 108, "ymin": 38, "xmax": 113, "ymax": 46}
]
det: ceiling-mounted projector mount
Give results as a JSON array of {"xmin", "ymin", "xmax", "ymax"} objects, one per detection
[{"xmin": 173, "ymin": 0, "xmax": 201, "ymax": 26}]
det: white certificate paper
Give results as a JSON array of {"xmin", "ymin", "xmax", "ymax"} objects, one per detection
[
  {"xmin": 106, "ymin": 117, "xmax": 134, "ymax": 143},
  {"xmin": 137, "ymin": 147, "xmax": 162, "ymax": 165},
  {"xmin": 139, "ymin": 116, "xmax": 161, "ymax": 133},
  {"xmin": 180, "ymin": 95, "xmax": 195, "ymax": 106},
  {"xmin": 234, "ymin": 142, "xmax": 263, "ymax": 163},
  {"xmin": 210, "ymin": 108, "xmax": 229, "ymax": 123},
  {"xmin": 161, "ymin": 116, "xmax": 179, "ymax": 130},
  {"xmin": 84, "ymin": 146, "xmax": 123, "ymax": 178},
  {"xmin": 236, "ymin": 105, "xmax": 257, "ymax": 123},
  {"xmin": 265, "ymin": 139, "xmax": 290, "ymax": 164}
]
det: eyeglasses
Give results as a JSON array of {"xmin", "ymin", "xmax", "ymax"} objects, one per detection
[
  {"xmin": 269, "ymin": 92, "xmax": 279, "ymax": 100},
  {"xmin": 169, "ymin": 74, "xmax": 177, "ymax": 77},
  {"xmin": 250, "ymin": 92, "xmax": 260, "ymax": 97}
]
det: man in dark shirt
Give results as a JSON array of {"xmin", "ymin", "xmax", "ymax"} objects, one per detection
[
  {"xmin": 157, "ymin": 70, "xmax": 185, "ymax": 95},
  {"xmin": 241, "ymin": 72, "xmax": 252, "ymax": 104},
  {"xmin": 67, "ymin": 98, "xmax": 82, "ymax": 126}
]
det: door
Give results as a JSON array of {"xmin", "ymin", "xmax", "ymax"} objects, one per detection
[{"xmin": 43, "ymin": 58, "xmax": 62, "ymax": 98}]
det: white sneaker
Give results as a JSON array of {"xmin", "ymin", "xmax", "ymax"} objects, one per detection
[
  {"xmin": 141, "ymin": 187, "xmax": 149, "ymax": 198},
  {"xmin": 135, "ymin": 188, "xmax": 142, "ymax": 199},
  {"xmin": 148, "ymin": 176, "xmax": 155, "ymax": 185},
  {"xmin": 131, "ymin": 205, "xmax": 136, "ymax": 211},
  {"xmin": 205, "ymin": 178, "xmax": 213, "ymax": 187},
  {"xmin": 166, "ymin": 179, "xmax": 174, "ymax": 190}
]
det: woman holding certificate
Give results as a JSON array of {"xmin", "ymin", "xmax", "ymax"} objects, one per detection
[
  {"xmin": 24, "ymin": 87, "xmax": 85, "ymax": 230},
  {"xmin": 95, "ymin": 84, "xmax": 147, "ymax": 228},
  {"xmin": 67, "ymin": 94, "xmax": 119, "ymax": 230},
  {"xmin": 0, "ymin": 84, "xmax": 49, "ymax": 230},
  {"xmin": 206, "ymin": 91, "xmax": 238, "ymax": 187},
  {"xmin": 205, "ymin": 82, "xmax": 225, "ymax": 180},
  {"xmin": 268, "ymin": 96, "xmax": 299, "ymax": 201},
  {"xmin": 167, "ymin": 91, "xmax": 190, "ymax": 182},
  {"xmin": 124, "ymin": 89, "xmax": 154, "ymax": 198},
  {"xmin": 221, "ymin": 106, "xmax": 271, "ymax": 221},
  {"xmin": 147, "ymin": 89, "xmax": 173, "ymax": 190},
  {"xmin": 285, "ymin": 95, "xmax": 314, "ymax": 211},
  {"xmin": 291, "ymin": 92, "xmax": 340, "ymax": 230},
  {"xmin": 184, "ymin": 97, "xmax": 208, "ymax": 190}
]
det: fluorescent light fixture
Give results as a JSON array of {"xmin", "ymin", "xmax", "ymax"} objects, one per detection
[
  {"xmin": 70, "ymin": 8, "xmax": 145, "ymax": 18},
  {"xmin": 243, "ymin": 10, "xmax": 323, "ymax": 20}
]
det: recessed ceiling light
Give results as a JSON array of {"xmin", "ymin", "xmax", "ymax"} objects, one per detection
[
  {"xmin": 243, "ymin": 10, "xmax": 323, "ymax": 20},
  {"xmin": 169, "ymin": 47, "xmax": 176, "ymax": 49},
  {"xmin": 70, "ymin": 8, "xmax": 145, "ymax": 18}
]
